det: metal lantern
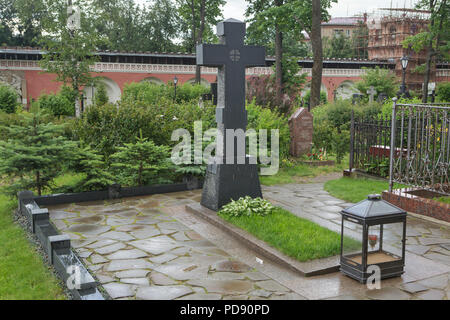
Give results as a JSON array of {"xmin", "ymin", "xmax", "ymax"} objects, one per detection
[
  {"xmin": 340, "ymin": 195, "xmax": 407, "ymax": 283},
  {"xmin": 400, "ymin": 56, "xmax": 409, "ymax": 70}
]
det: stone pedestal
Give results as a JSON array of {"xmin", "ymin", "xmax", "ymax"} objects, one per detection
[
  {"xmin": 289, "ymin": 108, "xmax": 313, "ymax": 157},
  {"xmin": 201, "ymin": 157, "xmax": 262, "ymax": 211}
]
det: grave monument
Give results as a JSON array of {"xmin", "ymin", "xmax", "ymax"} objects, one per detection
[{"xmin": 196, "ymin": 18, "xmax": 266, "ymax": 211}]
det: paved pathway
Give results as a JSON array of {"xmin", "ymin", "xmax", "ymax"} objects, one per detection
[
  {"xmin": 48, "ymin": 183, "xmax": 450, "ymax": 300},
  {"xmin": 48, "ymin": 191, "xmax": 301, "ymax": 300},
  {"xmin": 263, "ymin": 183, "xmax": 450, "ymax": 299}
]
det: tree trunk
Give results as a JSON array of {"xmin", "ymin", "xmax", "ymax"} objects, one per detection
[
  {"xmin": 190, "ymin": 0, "xmax": 196, "ymax": 53},
  {"xmin": 36, "ymin": 170, "xmax": 41, "ymax": 196},
  {"xmin": 310, "ymin": 0, "xmax": 323, "ymax": 109},
  {"xmin": 422, "ymin": 0, "xmax": 436, "ymax": 103},
  {"xmin": 195, "ymin": 0, "xmax": 206, "ymax": 84},
  {"xmin": 275, "ymin": 24, "xmax": 283, "ymax": 105},
  {"xmin": 75, "ymin": 96, "xmax": 81, "ymax": 118},
  {"xmin": 274, "ymin": 0, "xmax": 283, "ymax": 105}
]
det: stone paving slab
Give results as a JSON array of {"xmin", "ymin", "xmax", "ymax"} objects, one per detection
[
  {"xmin": 48, "ymin": 192, "xmax": 298, "ymax": 300},
  {"xmin": 48, "ymin": 184, "xmax": 450, "ymax": 300}
]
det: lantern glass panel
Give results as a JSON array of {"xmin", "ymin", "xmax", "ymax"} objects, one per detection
[
  {"xmin": 342, "ymin": 218, "xmax": 363, "ymax": 259},
  {"xmin": 368, "ymin": 225, "xmax": 381, "ymax": 253}
]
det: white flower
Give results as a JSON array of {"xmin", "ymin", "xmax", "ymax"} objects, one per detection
[
  {"xmin": 159, "ymin": 115, "xmax": 164, "ymax": 118},
  {"xmin": 173, "ymin": 116, "xmax": 178, "ymax": 121}
]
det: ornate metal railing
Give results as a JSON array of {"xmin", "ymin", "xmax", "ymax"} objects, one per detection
[
  {"xmin": 388, "ymin": 100, "xmax": 450, "ymax": 195},
  {"xmin": 349, "ymin": 111, "xmax": 392, "ymax": 177}
]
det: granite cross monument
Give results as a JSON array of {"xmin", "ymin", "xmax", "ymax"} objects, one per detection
[{"xmin": 196, "ymin": 18, "xmax": 266, "ymax": 211}]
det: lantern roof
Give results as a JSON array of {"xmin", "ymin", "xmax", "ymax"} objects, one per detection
[{"xmin": 341, "ymin": 195, "xmax": 406, "ymax": 220}]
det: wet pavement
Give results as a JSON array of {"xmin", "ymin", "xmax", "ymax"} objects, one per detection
[{"xmin": 48, "ymin": 184, "xmax": 450, "ymax": 300}]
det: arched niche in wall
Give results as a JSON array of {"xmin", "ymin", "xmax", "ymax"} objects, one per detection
[
  {"xmin": 336, "ymin": 80, "xmax": 360, "ymax": 100},
  {"xmin": 83, "ymin": 77, "xmax": 121, "ymax": 107},
  {"xmin": 0, "ymin": 71, "xmax": 25, "ymax": 105},
  {"xmin": 141, "ymin": 77, "xmax": 165, "ymax": 86},
  {"xmin": 186, "ymin": 78, "xmax": 211, "ymax": 87}
]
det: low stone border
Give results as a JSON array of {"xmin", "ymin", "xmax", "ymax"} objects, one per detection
[
  {"xmin": 301, "ymin": 160, "xmax": 335, "ymax": 167},
  {"xmin": 18, "ymin": 191, "xmax": 104, "ymax": 300},
  {"xmin": 383, "ymin": 188, "xmax": 450, "ymax": 223},
  {"xmin": 343, "ymin": 169, "xmax": 389, "ymax": 181},
  {"xmin": 186, "ymin": 203, "xmax": 340, "ymax": 277},
  {"xmin": 34, "ymin": 183, "xmax": 189, "ymax": 206}
]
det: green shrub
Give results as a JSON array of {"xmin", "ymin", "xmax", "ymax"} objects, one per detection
[
  {"xmin": 356, "ymin": 67, "xmax": 398, "ymax": 100},
  {"xmin": 436, "ymin": 82, "xmax": 450, "ymax": 102},
  {"xmin": 247, "ymin": 101, "xmax": 290, "ymax": 160},
  {"xmin": 38, "ymin": 93, "xmax": 74, "ymax": 116},
  {"xmin": 111, "ymin": 134, "xmax": 172, "ymax": 186},
  {"xmin": 303, "ymin": 90, "xmax": 328, "ymax": 106},
  {"xmin": 325, "ymin": 100, "xmax": 354, "ymax": 131},
  {"xmin": 0, "ymin": 84, "xmax": 18, "ymax": 113},
  {"xmin": 67, "ymin": 145, "xmax": 114, "ymax": 192},
  {"xmin": 381, "ymin": 97, "xmax": 422, "ymax": 118},
  {"xmin": 219, "ymin": 196, "xmax": 275, "ymax": 217},
  {"xmin": 94, "ymin": 83, "xmax": 109, "ymax": 106},
  {"xmin": 122, "ymin": 81, "xmax": 209, "ymax": 105},
  {"xmin": 72, "ymin": 99, "xmax": 215, "ymax": 160},
  {"xmin": 332, "ymin": 129, "xmax": 350, "ymax": 164}
]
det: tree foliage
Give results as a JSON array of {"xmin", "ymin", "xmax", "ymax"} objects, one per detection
[
  {"xmin": 111, "ymin": 133, "xmax": 172, "ymax": 186},
  {"xmin": 39, "ymin": 0, "xmax": 102, "ymax": 117},
  {"xmin": 0, "ymin": 84, "xmax": 19, "ymax": 114},
  {"xmin": 403, "ymin": 0, "xmax": 449, "ymax": 102},
  {"xmin": 0, "ymin": 111, "xmax": 75, "ymax": 195},
  {"xmin": 356, "ymin": 67, "xmax": 399, "ymax": 100}
]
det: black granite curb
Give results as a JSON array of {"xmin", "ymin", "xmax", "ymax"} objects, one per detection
[
  {"xmin": 18, "ymin": 191, "xmax": 104, "ymax": 300},
  {"xmin": 17, "ymin": 182, "xmax": 195, "ymax": 300},
  {"xmin": 34, "ymin": 183, "xmax": 190, "ymax": 206},
  {"xmin": 186, "ymin": 203, "xmax": 341, "ymax": 277}
]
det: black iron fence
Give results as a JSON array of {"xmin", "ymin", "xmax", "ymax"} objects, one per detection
[
  {"xmin": 349, "ymin": 111, "xmax": 393, "ymax": 177},
  {"xmin": 388, "ymin": 101, "xmax": 450, "ymax": 196},
  {"xmin": 349, "ymin": 101, "xmax": 450, "ymax": 196}
]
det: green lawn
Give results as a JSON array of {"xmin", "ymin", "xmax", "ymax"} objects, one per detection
[
  {"xmin": 324, "ymin": 177, "xmax": 406, "ymax": 203},
  {"xmin": 219, "ymin": 207, "xmax": 360, "ymax": 262},
  {"xmin": 260, "ymin": 156, "xmax": 348, "ymax": 186},
  {"xmin": 0, "ymin": 194, "xmax": 66, "ymax": 300}
]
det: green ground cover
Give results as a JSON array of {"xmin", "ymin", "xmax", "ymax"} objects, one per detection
[
  {"xmin": 260, "ymin": 156, "xmax": 348, "ymax": 186},
  {"xmin": 324, "ymin": 177, "xmax": 406, "ymax": 203},
  {"xmin": 219, "ymin": 207, "xmax": 360, "ymax": 262},
  {"xmin": 0, "ymin": 194, "xmax": 66, "ymax": 300}
]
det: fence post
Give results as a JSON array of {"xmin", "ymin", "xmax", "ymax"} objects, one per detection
[
  {"xmin": 349, "ymin": 109, "xmax": 355, "ymax": 173},
  {"xmin": 389, "ymin": 98, "xmax": 398, "ymax": 193}
]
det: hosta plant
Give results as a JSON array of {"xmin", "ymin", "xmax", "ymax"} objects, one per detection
[{"xmin": 219, "ymin": 196, "xmax": 275, "ymax": 217}]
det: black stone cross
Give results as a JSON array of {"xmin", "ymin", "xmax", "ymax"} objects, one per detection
[
  {"xmin": 196, "ymin": 19, "xmax": 266, "ymax": 212},
  {"xmin": 197, "ymin": 18, "xmax": 266, "ymax": 131}
]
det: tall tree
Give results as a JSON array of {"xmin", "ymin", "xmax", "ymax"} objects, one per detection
[
  {"xmin": 0, "ymin": 0, "xmax": 49, "ymax": 46},
  {"xmin": 403, "ymin": 0, "xmax": 449, "ymax": 102},
  {"xmin": 177, "ymin": 0, "xmax": 225, "ymax": 83},
  {"xmin": 310, "ymin": 0, "xmax": 323, "ymax": 108},
  {"xmin": 39, "ymin": 0, "xmax": 102, "ymax": 117},
  {"xmin": 246, "ymin": 0, "xmax": 335, "ymax": 107}
]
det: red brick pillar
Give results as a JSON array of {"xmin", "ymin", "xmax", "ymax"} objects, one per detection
[{"xmin": 288, "ymin": 108, "xmax": 313, "ymax": 157}]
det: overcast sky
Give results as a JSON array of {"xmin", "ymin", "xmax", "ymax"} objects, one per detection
[{"xmin": 223, "ymin": 0, "xmax": 420, "ymax": 21}]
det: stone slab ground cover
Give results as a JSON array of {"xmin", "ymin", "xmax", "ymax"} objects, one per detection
[
  {"xmin": 48, "ymin": 191, "xmax": 301, "ymax": 300},
  {"xmin": 48, "ymin": 185, "xmax": 449, "ymax": 300}
]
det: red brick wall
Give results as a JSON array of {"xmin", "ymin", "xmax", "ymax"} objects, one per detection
[{"xmin": 383, "ymin": 190, "xmax": 450, "ymax": 223}]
